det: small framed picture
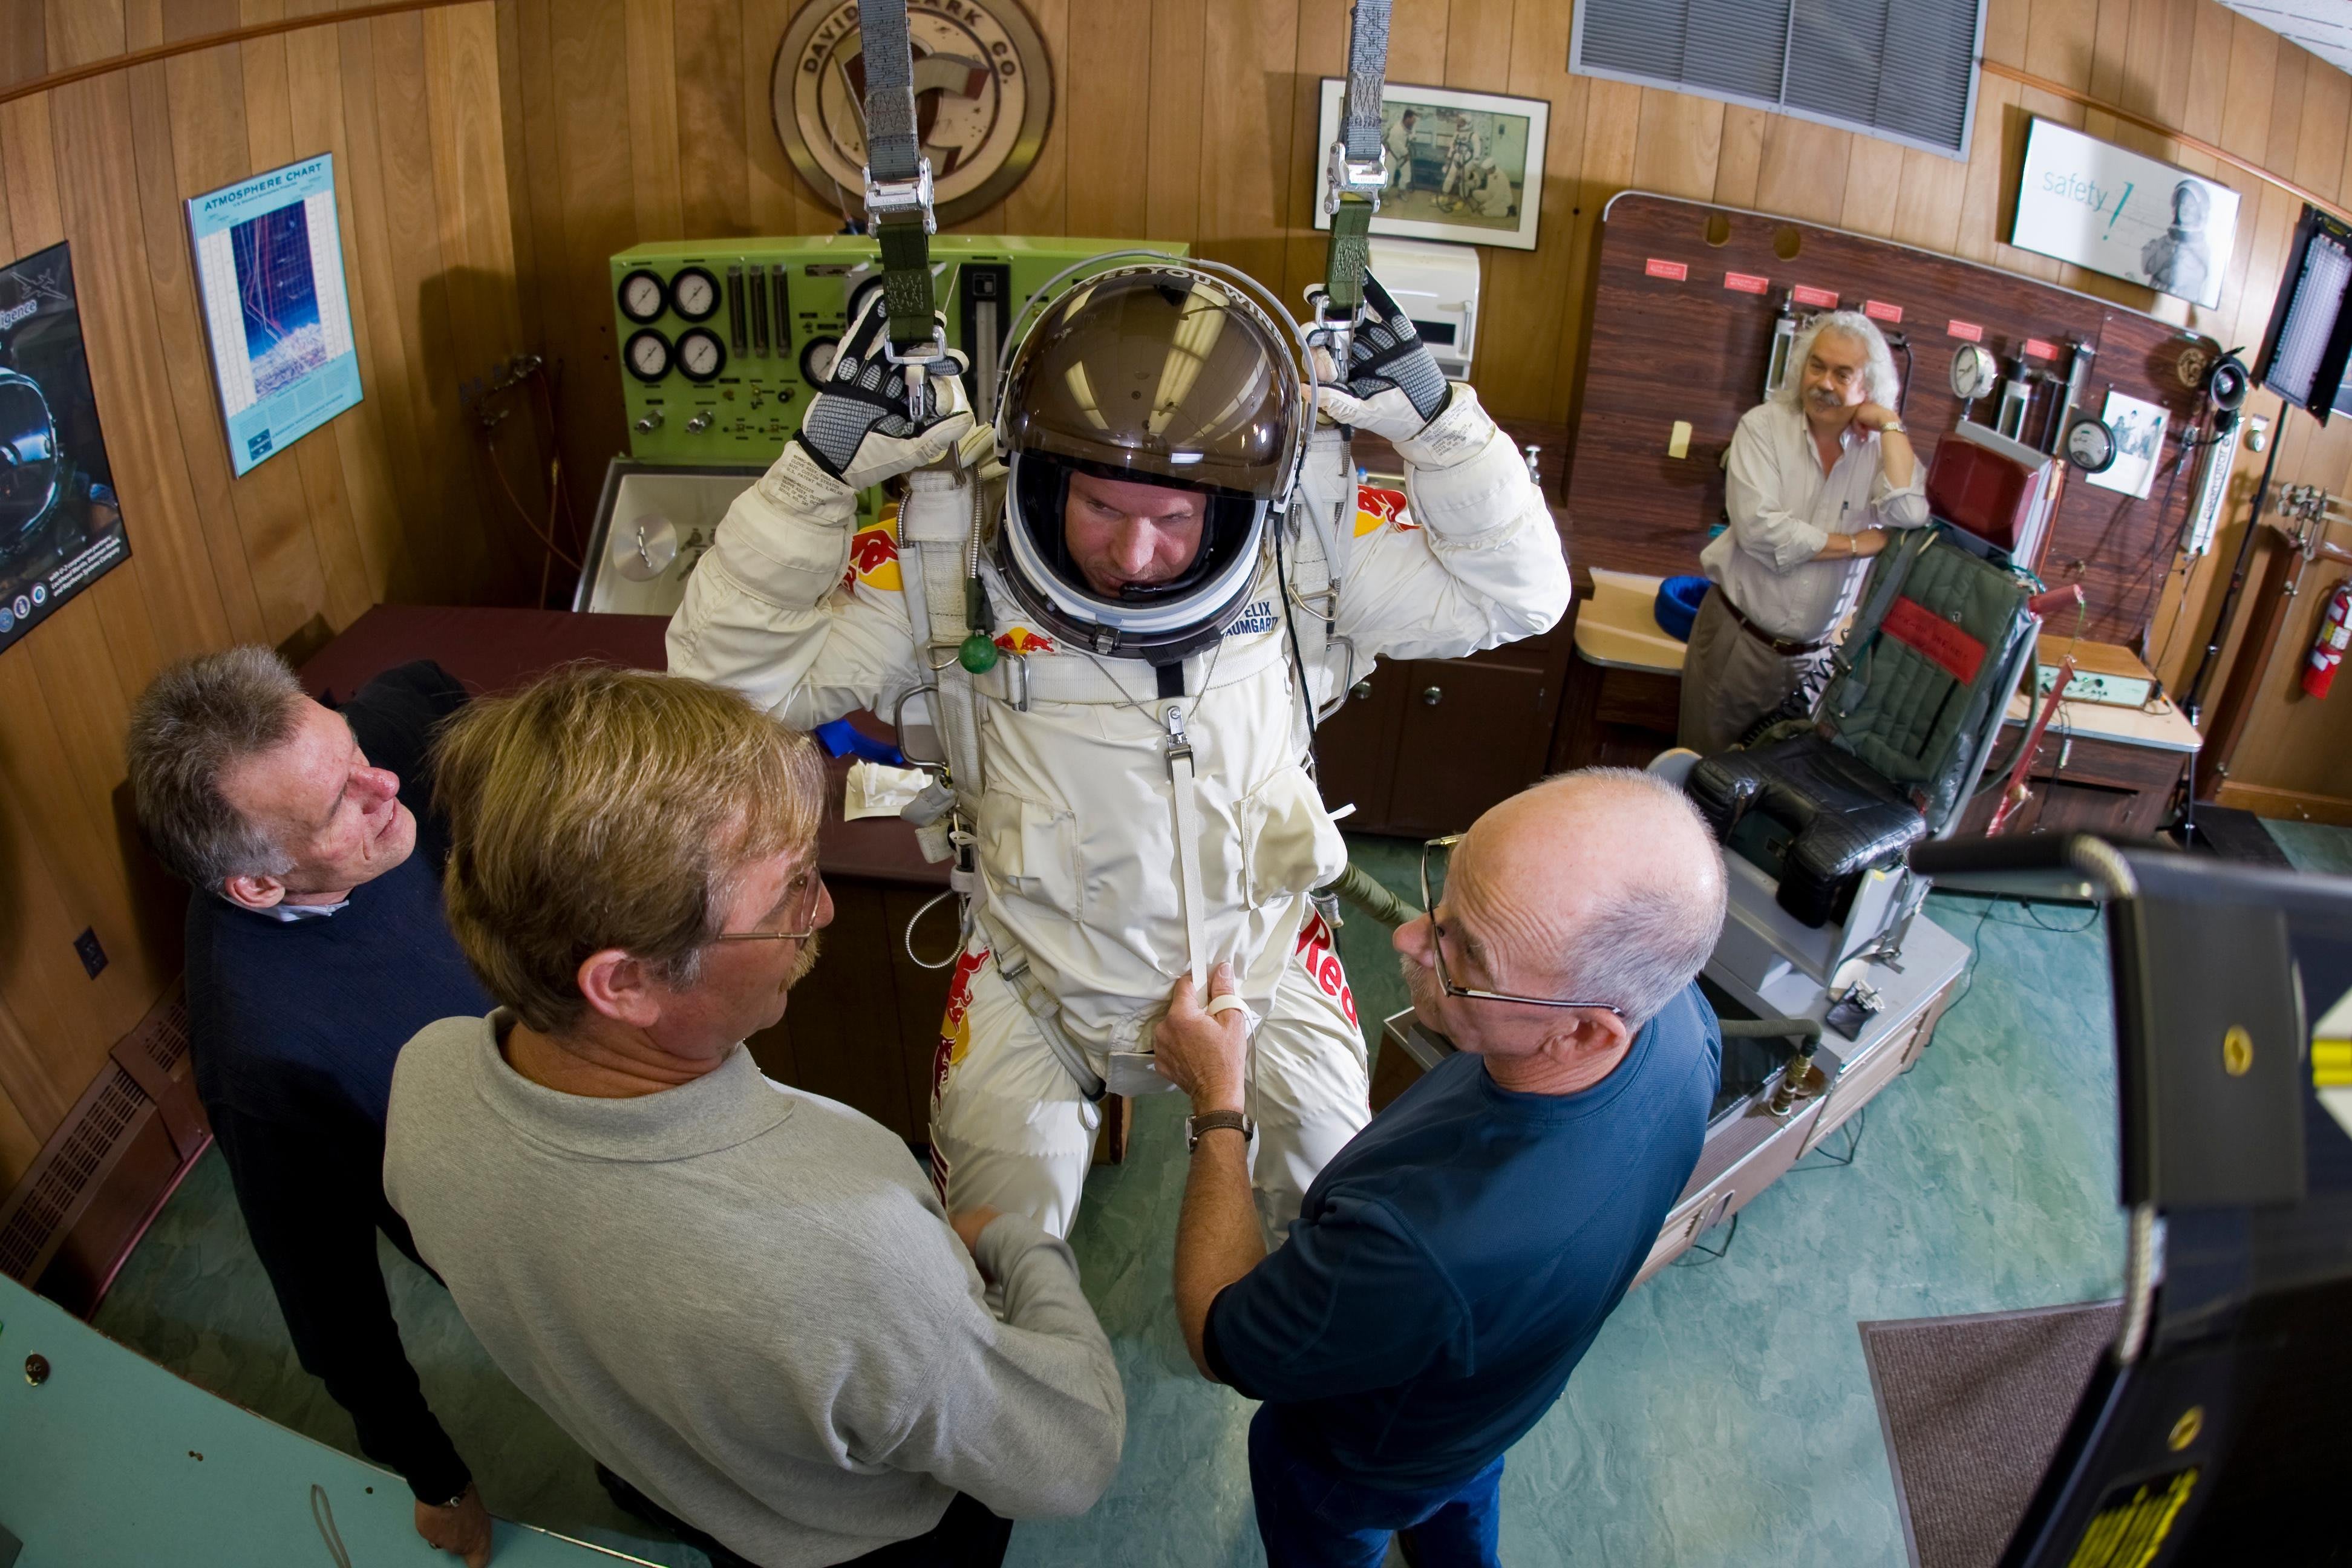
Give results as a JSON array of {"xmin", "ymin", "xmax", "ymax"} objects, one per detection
[{"xmin": 1312, "ymin": 80, "xmax": 1548, "ymax": 252}]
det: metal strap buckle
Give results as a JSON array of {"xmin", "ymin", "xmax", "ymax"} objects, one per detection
[
  {"xmin": 864, "ymin": 160, "xmax": 937, "ymax": 232},
  {"xmin": 883, "ymin": 323, "xmax": 951, "ymax": 370},
  {"xmin": 1324, "ymin": 142, "xmax": 1386, "ymax": 214}
]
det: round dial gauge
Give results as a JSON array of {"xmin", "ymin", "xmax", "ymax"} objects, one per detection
[
  {"xmin": 847, "ymin": 278, "xmax": 887, "ymax": 328},
  {"xmin": 800, "ymin": 336, "xmax": 841, "ymax": 384},
  {"xmin": 676, "ymin": 327, "xmax": 727, "ymax": 383},
  {"xmin": 1949, "ymin": 342, "xmax": 1995, "ymax": 402},
  {"xmin": 2065, "ymin": 417, "xmax": 2118, "ymax": 473},
  {"xmin": 618, "ymin": 268, "xmax": 667, "ymax": 324},
  {"xmin": 2207, "ymin": 356, "xmax": 2248, "ymax": 411},
  {"xmin": 624, "ymin": 328, "xmax": 671, "ymax": 383},
  {"xmin": 670, "ymin": 266, "xmax": 720, "ymax": 322}
]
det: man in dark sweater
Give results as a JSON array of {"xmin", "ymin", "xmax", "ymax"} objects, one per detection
[
  {"xmin": 1153, "ymin": 769, "xmax": 1728, "ymax": 1568},
  {"xmin": 128, "ymin": 648, "xmax": 495, "ymax": 1567}
]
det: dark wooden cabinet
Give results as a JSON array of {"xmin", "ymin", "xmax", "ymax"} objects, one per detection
[
  {"xmin": 1383, "ymin": 657, "xmax": 1559, "ymax": 836},
  {"xmin": 1952, "ymin": 725, "xmax": 2189, "ymax": 839},
  {"xmin": 1316, "ymin": 622, "xmax": 1572, "ymax": 838}
]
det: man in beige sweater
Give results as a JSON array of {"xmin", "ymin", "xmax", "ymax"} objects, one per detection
[{"xmin": 384, "ymin": 667, "xmax": 1123, "ymax": 1568}]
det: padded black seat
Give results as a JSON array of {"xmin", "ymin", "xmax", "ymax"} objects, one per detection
[
  {"xmin": 1688, "ymin": 733, "xmax": 1930, "ymax": 927},
  {"xmin": 1687, "ymin": 526, "xmax": 2039, "ymax": 928}
]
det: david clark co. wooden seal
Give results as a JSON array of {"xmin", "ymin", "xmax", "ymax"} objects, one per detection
[{"xmin": 773, "ymin": 0, "xmax": 1054, "ymax": 227}]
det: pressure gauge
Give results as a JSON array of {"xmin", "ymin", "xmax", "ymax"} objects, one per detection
[
  {"xmin": 670, "ymin": 266, "xmax": 720, "ymax": 322},
  {"xmin": 624, "ymin": 328, "xmax": 671, "ymax": 383},
  {"xmin": 1949, "ymin": 342, "xmax": 1995, "ymax": 403},
  {"xmin": 617, "ymin": 268, "xmax": 668, "ymax": 324},
  {"xmin": 2064, "ymin": 416, "xmax": 2117, "ymax": 473},
  {"xmin": 848, "ymin": 278, "xmax": 887, "ymax": 327},
  {"xmin": 800, "ymin": 336, "xmax": 841, "ymax": 384},
  {"xmin": 676, "ymin": 327, "xmax": 727, "ymax": 383}
]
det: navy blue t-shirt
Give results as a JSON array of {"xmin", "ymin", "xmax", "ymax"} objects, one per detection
[{"xmin": 1204, "ymin": 983, "xmax": 1722, "ymax": 1489}]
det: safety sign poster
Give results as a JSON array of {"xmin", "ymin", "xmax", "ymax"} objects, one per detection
[{"xmin": 187, "ymin": 154, "xmax": 363, "ymax": 477}]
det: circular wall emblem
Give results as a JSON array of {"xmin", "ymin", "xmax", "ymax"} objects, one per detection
[{"xmin": 773, "ymin": 0, "xmax": 1053, "ymax": 229}]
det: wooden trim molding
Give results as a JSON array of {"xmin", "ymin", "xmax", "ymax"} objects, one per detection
[
  {"xmin": 2213, "ymin": 781, "xmax": 2352, "ymax": 826},
  {"xmin": 0, "ymin": 0, "xmax": 483, "ymax": 108},
  {"xmin": 1978, "ymin": 59, "xmax": 2352, "ymax": 227}
]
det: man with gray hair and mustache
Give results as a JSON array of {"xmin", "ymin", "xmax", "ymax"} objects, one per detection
[{"xmin": 1679, "ymin": 309, "xmax": 1927, "ymax": 754}]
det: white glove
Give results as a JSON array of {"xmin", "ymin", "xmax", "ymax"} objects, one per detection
[
  {"xmin": 1308, "ymin": 270, "xmax": 1451, "ymax": 442},
  {"xmin": 794, "ymin": 292, "xmax": 974, "ymax": 492}
]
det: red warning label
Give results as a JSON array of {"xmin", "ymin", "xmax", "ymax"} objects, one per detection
[
  {"xmin": 1792, "ymin": 284, "xmax": 1838, "ymax": 309},
  {"xmin": 1645, "ymin": 257, "xmax": 1689, "ymax": 281},
  {"xmin": 1947, "ymin": 319, "xmax": 1984, "ymax": 342},
  {"xmin": 1863, "ymin": 299, "xmax": 1903, "ymax": 323},
  {"xmin": 2024, "ymin": 338, "xmax": 2059, "ymax": 361},
  {"xmin": 1884, "ymin": 596, "xmax": 1987, "ymax": 685},
  {"xmin": 1723, "ymin": 271, "xmax": 1771, "ymax": 294}
]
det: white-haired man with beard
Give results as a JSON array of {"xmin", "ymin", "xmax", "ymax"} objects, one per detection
[{"xmin": 1679, "ymin": 310, "xmax": 1927, "ymax": 754}]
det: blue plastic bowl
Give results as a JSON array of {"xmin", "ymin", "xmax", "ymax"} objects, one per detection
[{"xmin": 1655, "ymin": 575, "xmax": 1711, "ymax": 642}]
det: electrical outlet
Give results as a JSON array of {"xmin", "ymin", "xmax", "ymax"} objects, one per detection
[{"xmin": 74, "ymin": 926, "xmax": 106, "ymax": 979}]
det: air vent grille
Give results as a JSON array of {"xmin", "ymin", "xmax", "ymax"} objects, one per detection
[{"xmin": 0, "ymin": 1064, "xmax": 146, "ymax": 1282}]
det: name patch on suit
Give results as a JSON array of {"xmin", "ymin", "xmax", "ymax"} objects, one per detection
[{"xmin": 1227, "ymin": 598, "xmax": 1279, "ymax": 637}]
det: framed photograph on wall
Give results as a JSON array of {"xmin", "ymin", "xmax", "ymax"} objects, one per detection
[
  {"xmin": 2011, "ymin": 117, "xmax": 2240, "ymax": 309},
  {"xmin": 1312, "ymin": 80, "xmax": 1547, "ymax": 252},
  {"xmin": 186, "ymin": 153, "xmax": 364, "ymax": 477}
]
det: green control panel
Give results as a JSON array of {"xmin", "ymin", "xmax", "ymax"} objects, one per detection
[{"xmin": 610, "ymin": 234, "xmax": 1188, "ymax": 468}]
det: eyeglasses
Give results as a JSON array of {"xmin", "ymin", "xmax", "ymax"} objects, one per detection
[
  {"xmin": 1417, "ymin": 835, "xmax": 1624, "ymax": 1016},
  {"xmin": 708, "ymin": 869, "xmax": 826, "ymax": 946}
]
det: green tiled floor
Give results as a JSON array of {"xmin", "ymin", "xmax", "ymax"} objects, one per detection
[{"xmin": 90, "ymin": 825, "xmax": 2352, "ymax": 1566}]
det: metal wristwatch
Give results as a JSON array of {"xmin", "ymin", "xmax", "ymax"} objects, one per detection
[{"xmin": 1186, "ymin": 1108, "xmax": 1255, "ymax": 1152}]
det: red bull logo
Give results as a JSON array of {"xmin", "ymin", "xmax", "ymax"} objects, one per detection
[
  {"xmin": 995, "ymin": 626, "xmax": 1057, "ymax": 656},
  {"xmin": 1353, "ymin": 484, "xmax": 1416, "ymax": 537},
  {"xmin": 930, "ymin": 947, "xmax": 991, "ymax": 1116},
  {"xmin": 842, "ymin": 515, "xmax": 903, "ymax": 593},
  {"xmin": 1294, "ymin": 912, "xmax": 1356, "ymax": 1028}
]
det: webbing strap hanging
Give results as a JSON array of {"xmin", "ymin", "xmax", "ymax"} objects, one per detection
[
  {"xmin": 857, "ymin": 0, "xmax": 946, "ymax": 404},
  {"xmin": 1321, "ymin": 0, "xmax": 1392, "ymax": 321},
  {"xmin": 1163, "ymin": 705, "xmax": 1212, "ymax": 992}
]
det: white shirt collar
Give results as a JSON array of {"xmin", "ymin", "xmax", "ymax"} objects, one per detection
[{"xmin": 250, "ymin": 897, "xmax": 349, "ymax": 921}]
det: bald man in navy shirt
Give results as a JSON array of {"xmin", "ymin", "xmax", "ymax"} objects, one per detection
[{"xmin": 1153, "ymin": 769, "xmax": 1726, "ymax": 1568}]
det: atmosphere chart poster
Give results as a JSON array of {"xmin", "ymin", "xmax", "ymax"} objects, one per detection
[{"xmin": 187, "ymin": 154, "xmax": 361, "ymax": 477}]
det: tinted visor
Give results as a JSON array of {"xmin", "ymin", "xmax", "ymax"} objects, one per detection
[{"xmin": 999, "ymin": 269, "xmax": 1299, "ymax": 500}]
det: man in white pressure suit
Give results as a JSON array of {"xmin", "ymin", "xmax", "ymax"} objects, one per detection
[{"xmin": 668, "ymin": 264, "xmax": 1569, "ymax": 1239}]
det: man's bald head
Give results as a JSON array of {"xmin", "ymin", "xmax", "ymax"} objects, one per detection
[{"xmin": 1446, "ymin": 768, "xmax": 1726, "ymax": 1030}]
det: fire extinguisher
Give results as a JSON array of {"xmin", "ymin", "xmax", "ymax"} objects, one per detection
[{"xmin": 2305, "ymin": 579, "xmax": 2352, "ymax": 699}]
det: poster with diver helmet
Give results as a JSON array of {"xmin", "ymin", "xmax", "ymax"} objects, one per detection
[
  {"xmin": 0, "ymin": 241, "xmax": 130, "ymax": 657},
  {"xmin": 2010, "ymin": 117, "xmax": 2240, "ymax": 310}
]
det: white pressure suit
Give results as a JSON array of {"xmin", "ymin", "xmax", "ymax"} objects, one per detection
[{"xmin": 668, "ymin": 291, "xmax": 1570, "ymax": 1240}]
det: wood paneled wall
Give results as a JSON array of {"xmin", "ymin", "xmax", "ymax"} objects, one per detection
[
  {"xmin": 8, "ymin": 0, "xmax": 2352, "ymax": 1189},
  {"xmin": 0, "ymin": 0, "xmax": 543, "ymax": 1191},
  {"xmin": 504, "ymin": 0, "xmax": 2352, "ymax": 821}
]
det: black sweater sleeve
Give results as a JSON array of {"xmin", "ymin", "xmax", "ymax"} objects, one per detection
[{"xmin": 208, "ymin": 1105, "xmax": 472, "ymax": 1503}]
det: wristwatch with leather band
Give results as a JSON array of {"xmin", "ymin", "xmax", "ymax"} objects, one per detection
[{"xmin": 1186, "ymin": 1108, "xmax": 1255, "ymax": 1151}]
